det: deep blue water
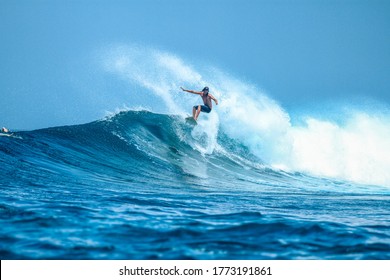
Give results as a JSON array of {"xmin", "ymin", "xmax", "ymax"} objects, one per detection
[{"xmin": 1, "ymin": 110, "xmax": 389, "ymax": 259}]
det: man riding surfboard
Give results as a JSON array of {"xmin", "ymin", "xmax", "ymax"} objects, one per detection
[{"xmin": 180, "ymin": 86, "xmax": 218, "ymax": 121}]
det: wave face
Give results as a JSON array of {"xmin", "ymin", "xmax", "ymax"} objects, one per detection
[{"xmin": 1, "ymin": 110, "xmax": 389, "ymax": 259}]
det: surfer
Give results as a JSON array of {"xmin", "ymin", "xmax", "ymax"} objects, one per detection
[
  {"xmin": 1, "ymin": 127, "xmax": 10, "ymax": 133},
  {"xmin": 180, "ymin": 86, "xmax": 218, "ymax": 121}
]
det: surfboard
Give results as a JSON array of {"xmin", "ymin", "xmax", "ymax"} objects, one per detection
[
  {"xmin": 185, "ymin": 117, "xmax": 197, "ymax": 126},
  {"xmin": 0, "ymin": 133, "xmax": 14, "ymax": 137},
  {"xmin": 0, "ymin": 133, "xmax": 22, "ymax": 139}
]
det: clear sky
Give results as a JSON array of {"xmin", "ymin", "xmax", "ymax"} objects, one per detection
[{"xmin": 1, "ymin": 0, "xmax": 389, "ymax": 129}]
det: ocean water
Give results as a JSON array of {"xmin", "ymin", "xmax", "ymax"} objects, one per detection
[{"xmin": 1, "ymin": 110, "xmax": 389, "ymax": 260}]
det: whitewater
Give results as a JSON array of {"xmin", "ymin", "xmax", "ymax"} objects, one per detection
[{"xmin": 0, "ymin": 45, "xmax": 389, "ymax": 259}]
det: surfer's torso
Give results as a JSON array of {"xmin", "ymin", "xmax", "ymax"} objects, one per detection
[{"xmin": 201, "ymin": 93, "xmax": 212, "ymax": 110}]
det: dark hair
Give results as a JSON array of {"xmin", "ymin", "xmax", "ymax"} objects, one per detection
[{"xmin": 202, "ymin": 86, "xmax": 209, "ymax": 93}]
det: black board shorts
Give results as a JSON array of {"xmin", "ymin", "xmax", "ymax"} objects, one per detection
[{"xmin": 194, "ymin": 105, "xmax": 211, "ymax": 113}]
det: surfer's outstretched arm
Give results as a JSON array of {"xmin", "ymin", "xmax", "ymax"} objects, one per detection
[{"xmin": 180, "ymin": 87, "xmax": 202, "ymax": 95}]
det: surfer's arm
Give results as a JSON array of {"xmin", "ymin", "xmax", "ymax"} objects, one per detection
[
  {"xmin": 180, "ymin": 87, "xmax": 202, "ymax": 95},
  {"xmin": 210, "ymin": 94, "xmax": 219, "ymax": 105}
]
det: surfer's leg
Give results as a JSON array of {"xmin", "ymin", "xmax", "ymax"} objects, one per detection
[
  {"xmin": 193, "ymin": 106, "xmax": 199, "ymax": 119},
  {"xmin": 194, "ymin": 105, "xmax": 201, "ymax": 121}
]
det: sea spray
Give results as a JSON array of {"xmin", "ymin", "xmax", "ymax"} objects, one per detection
[{"xmin": 103, "ymin": 45, "xmax": 203, "ymax": 115}]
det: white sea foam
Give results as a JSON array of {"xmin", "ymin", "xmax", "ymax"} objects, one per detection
[
  {"xmin": 101, "ymin": 44, "xmax": 390, "ymax": 187},
  {"xmin": 290, "ymin": 113, "xmax": 390, "ymax": 186}
]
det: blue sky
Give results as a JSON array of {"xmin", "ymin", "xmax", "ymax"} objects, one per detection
[{"xmin": 1, "ymin": 0, "xmax": 389, "ymax": 129}]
